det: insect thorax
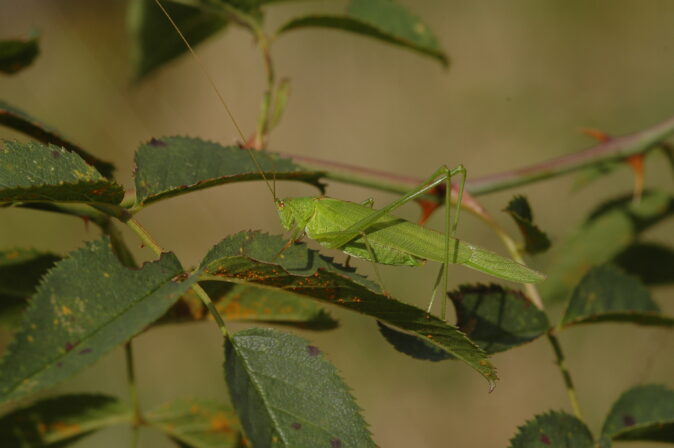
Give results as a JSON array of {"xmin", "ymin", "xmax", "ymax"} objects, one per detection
[{"xmin": 276, "ymin": 197, "xmax": 316, "ymax": 231}]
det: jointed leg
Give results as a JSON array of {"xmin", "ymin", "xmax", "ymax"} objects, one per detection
[{"xmin": 360, "ymin": 232, "xmax": 390, "ymax": 297}]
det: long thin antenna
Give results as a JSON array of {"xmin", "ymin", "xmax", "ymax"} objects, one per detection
[{"xmin": 153, "ymin": 0, "xmax": 277, "ymax": 199}]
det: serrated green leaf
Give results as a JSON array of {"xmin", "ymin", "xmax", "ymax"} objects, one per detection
[
  {"xmin": 377, "ymin": 321, "xmax": 452, "ymax": 361},
  {"xmin": 601, "ymin": 385, "xmax": 674, "ymax": 443},
  {"xmin": 129, "ymin": 0, "xmax": 228, "ymax": 80},
  {"xmin": 613, "ymin": 242, "xmax": 674, "ymax": 285},
  {"xmin": 225, "ymin": 327, "xmax": 374, "ymax": 447},
  {"xmin": 0, "ymin": 100, "xmax": 115, "ymax": 177},
  {"xmin": 133, "ymin": 136, "xmax": 323, "ymax": 206},
  {"xmin": 540, "ymin": 191, "xmax": 674, "ymax": 303},
  {"xmin": 146, "ymin": 397, "xmax": 242, "ymax": 448},
  {"xmin": 0, "ymin": 394, "xmax": 130, "ymax": 447},
  {"xmin": 0, "ymin": 238, "xmax": 197, "ymax": 404},
  {"xmin": 378, "ymin": 284, "xmax": 550, "ymax": 361},
  {"xmin": 0, "ymin": 33, "xmax": 39, "ymax": 74},
  {"xmin": 0, "ymin": 248, "xmax": 60, "ymax": 330},
  {"xmin": 277, "ymin": 0, "xmax": 448, "ymax": 66},
  {"xmin": 0, "ymin": 140, "xmax": 123, "ymax": 205},
  {"xmin": 503, "ymin": 195, "xmax": 551, "ymax": 254},
  {"xmin": 200, "ymin": 231, "xmax": 498, "ymax": 386},
  {"xmin": 160, "ymin": 281, "xmax": 339, "ymax": 330},
  {"xmin": 449, "ymin": 284, "xmax": 550, "ymax": 354},
  {"xmin": 561, "ymin": 264, "xmax": 674, "ymax": 328},
  {"xmin": 509, "ymin": 411, "xmax": 594, "ymax": 448}
]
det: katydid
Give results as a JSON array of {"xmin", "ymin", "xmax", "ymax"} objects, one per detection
[{"xmin": 153, "ymin": 0, "xmax": 545, "ymax": 320}]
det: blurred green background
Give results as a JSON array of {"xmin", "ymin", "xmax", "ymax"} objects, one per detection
[{"xmin": 1, "ymin": 0, "xmax": 673, "ymax": 446}]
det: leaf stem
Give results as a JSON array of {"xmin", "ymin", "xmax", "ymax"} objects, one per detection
[
  {"xmin": 124, "ymin": 218, "xmax": 228, "ymax": 336},
  {"xmin": 547, "ymin": 331, "xmax": 584, "ymax": 420},
  {"xmin": 125, "ymin": 341, "xmax": 143, "ymax": 447}
]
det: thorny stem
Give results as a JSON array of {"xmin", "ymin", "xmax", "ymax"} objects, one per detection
[
  {"xmin": 287, "ymin": 113, "xmax": 674, "ymax": 202},
  {"xmin": 125, "ymin": 218, "xmax": 228, "ymax": 337},
  {"xmin": 547, "ymin": 330, "xmax": 584, "ymax": 420}
]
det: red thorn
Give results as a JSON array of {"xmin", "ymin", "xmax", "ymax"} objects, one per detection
[
  {"xmin": 80, "ymin": 216, "xmax": 90, "ymax": 232},
  {"xmin": 580, "ymin": 127, "xmax": 611, "ymax": 143},
  {"xmin": 416, "ymin": 185, "xmax": 445, "ymax": 225},
  {"xmin": 627, "ymin": 154, "xmax": 645, "ymax": 203}
]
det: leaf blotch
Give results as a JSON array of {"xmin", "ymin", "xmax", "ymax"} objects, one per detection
[
  {"xmin": 78, "ymin": 348, "xmax": 92, "ymax": 355},
  {"xmin": 149, "ymin": 138, "xmax": 166, "ymax": 147},
  {"xmin": 622, "ymin": 414, "xmax": 636, "ymax": 426},
  {"xmin": 330, "ymin": 438, "xmax": 342, "ymax": 448},
  {"xmin": 291, "ymin": 422, "xmax": 301, "ymax": 430},
  {"xmin": 307, "ymin": 345, "xmax": 321, "ymax": 357},
  {"xmin": 540, "ymin": 433, "xmax": 551, "ymax": 445}
]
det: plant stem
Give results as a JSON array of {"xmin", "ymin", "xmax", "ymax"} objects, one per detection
[
  {"xmin": 191, "ymin": 283, "xmax": 228, "ymax": 337},
  {"xmin": 547, "ymin": 331, "xmax": 584, "ymax": 420},
  {"xmin": 125, "ymin": 218, "xmax": 228, "ymax": 337},
  {"xmin": 125, "ymin": 342, "xmax": 142, "ymax": 448},
  {"xmin": 101, "ymin": 221, "xmax": 144, "ymax": 446},
  {"xmin": 286, "ymin": 113, "xmax": 674, "ymax": 200},
  {"xmin": 254, "ymin": 28, "xmax": 275, "ymax": 149}
]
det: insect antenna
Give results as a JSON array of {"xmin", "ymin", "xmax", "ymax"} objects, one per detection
[{"xmin": 153, "ymin": 0, "xmax": 278, "ymax": 202}]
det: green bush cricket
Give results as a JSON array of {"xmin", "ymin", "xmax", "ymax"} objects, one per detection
[{"xmin": 154, "ymin": 0, "xmax": 545, "ymax": 321}]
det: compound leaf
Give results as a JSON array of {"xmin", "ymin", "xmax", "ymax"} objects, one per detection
[
  {"xmin": 0, "ymin": 100, "xmax": 114, "ymax": 177},
  {"xmin": 601, "ymin": 385, "xmax": 674, "ymax": 444},
  {"xmin": 561, "ymin": 264, "xmax": 674, "ymax": 328},
  {"xmin": 540, "ymin": 191, "xmax": 674, "ymax": 303},
  {"xmin": 161, "ymin": 281, "xmax": 338, "ymax": 330},
  {"xmin": 613, "ymin": 242, "xmax": 674, "ymax": 285},
  {"xmin": 0, "ymin": 394, "xmax": 130, "ymax": 447},
  {"xmin": 449, "ymin": 284, "xmax": 550, "ymax": 354},
  {"xmin": 277, "ymin": 0, "xmax": 448, "ymax": 66},
  {"xmin": 225, "ymin": 327, "xmax": 374, "ymax": 447},
  {"xmin": 0, "ymin": 238, "xmax": 197, "ymax": 404},
  {"xmin": 0, "ymin": 248, "xmax": 60, "ymax": 330},
  {"xmin": 0, "ymin": 140, "xmax": 123, "ymax": 205},
  {"xmin": 503, "ymin": 195, "xmax": 551, "ymax": 254},
  {"xmin": 0, "ymin": 33, "xmax": 39, "ymax": 74},
  {"xmin": 146, "ymin": 397, "xmax": 242, "ymax": 448},
  {"xmin": 509, "ymin": 411, "xmax": 594, "ymax": 448},
  {"xmin": 133, "ymin": 136, "xmax": 323, "ymax": 206},
  {"xmin": 200, "ymin": 231, "xmax": 498, "ymax": 387}
]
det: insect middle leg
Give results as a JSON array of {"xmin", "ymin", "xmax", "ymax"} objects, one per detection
[{"xmin": 317, "ymin": 165, "xmax": 467, "ymax": 320}]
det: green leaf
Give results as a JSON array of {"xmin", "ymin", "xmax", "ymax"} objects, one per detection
[
  {"xmin": 128, "ymin": 0, "xmax": 228, "ymax": 80},
  {"xmin": 449, "ymin": 284, "xmax": 550, "ymax": 354},
  {"xmin": 509, "ymin": 411, "xmax": 594, "ymax": 447},
  {"xmin": 160, "ymin": 281, "xmax": 339, "ymax": 330},
  {"xmin": 503, "ymin": 195, "xmax": 551, "ymax": 254},
  {"xmin": 561, "ymin": 264, "xmax": 674, "ymax": 328},
  {"xmin": 0, "ymin": 100, "xmax": 115, "ymax": 177},
  {"xmin": 200, "ymin": 231, "xmax": 498, "ymax": 387},
  {"xmin": 601, "ymin": 385, "xmax": 674, "ymax": 443},
  {"xmin": 0, "ymin": 394, "xmax": 131, "ymax": 447},
  {"xmin": 146, "ymin": 397, "xmax": 242, "ymax": 448},
  {"xmin": 133, "ymin": 136, "xmax": 324, "ymax": 206},
  {"xmin": 0, "ymin": 238, "xmax": 197, "ymax": 404},
  {"xmin": 0, "ymin": 33, "xmax": 39, "ymax": 74},
  {"xmin": 0, "ymin": 140, "xmax": 123, "ymax": 205},
  {"xmin": 225, "ymin": 327, "xmax": 374, "ymax": 447},
  {"xmin": 539, "ymin": 191, "xmax": 674, "ymax": 303},
  {"xmin": 613, "ymin": 242, "xmax": 674, "ymax": 285},
  {"xmin": 277, "ymin": 0, "xmax": 448, "ymax": 66},
  {"xmin": 0, "ymin": 248, "xmax": 60, "ymax": 330}
]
